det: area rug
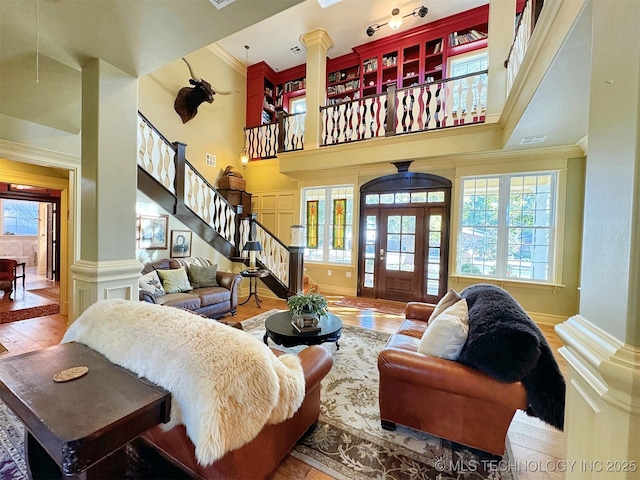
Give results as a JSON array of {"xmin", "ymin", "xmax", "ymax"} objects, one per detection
[
  {"xmin": 0, "ymin": 310, "xmax": 515, "ymax": 479},
  {"xmin": 333, "ymin": 297, "xmax": 407, "ymax": 316},
  {"xmin": 27, "ymin": 287, "xmax": 59, "ymax": 302},
  {"xmin": 243, "ymin": 309, "xmax": 516, "ymax": 480},
  {"xmin": 0, "ymin": 304, "xmax": 60, "ymax": 324}
]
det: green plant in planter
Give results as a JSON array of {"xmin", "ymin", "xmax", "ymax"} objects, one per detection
[{"xmin": 287, "ymin": 290, "xmax": 329, "ymax": 319}]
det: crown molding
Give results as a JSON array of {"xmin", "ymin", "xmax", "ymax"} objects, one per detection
[
  {"xmin": 0, "ymin": 139, "xmax": 80, "ymax": 168},
  {"xmin": 207, "ymin": 44, "xmax": 246, "ymax": 77}
]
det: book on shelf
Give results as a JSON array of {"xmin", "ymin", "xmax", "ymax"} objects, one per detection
[
  {"xmin": 449, "ymin": 29, "xmax": 487, "ymax": 47},
  {"xmin": 284, "ymin": 78, "xmax": 306, "ymax": 93},
  {"xmin": 432, "ymin": 41, "xmax": 442, "ymax": 54},
  {"xmin": 382, "ymin": 55, "xmax": 397, "ymax": 67},
  {"xmin": 363, "ymin": 58, "xmax": 378, "ymax": 73}
]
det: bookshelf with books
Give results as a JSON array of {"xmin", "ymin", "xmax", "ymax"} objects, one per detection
[
  {"xmin": 447, "ymin": 22, "xmax": 488, "ymax": 56},
  {"xmin": 246, "ymin": 63, "xmax": 306, "ymax": 127},
  {"xmin": 246, "ymin": 5, "xmax": 490, "ymax": 125},
  {"xmin": 401, "ymin": 44, "xmax": 421, "ymax": 88},
  {"xmin": 424, "ymin": 37, "xmax": 444, "ymax": 83},
  {"xmin": 246, "ymin": 62, "xmax": 278, "ymax": 128},
  {"xmin": 277, "ymin": 63, "xmax": 306, "ymax": 113},
  {"xmin": 326, "ymin": 53, "xmax": 361, "ymax": 105}
]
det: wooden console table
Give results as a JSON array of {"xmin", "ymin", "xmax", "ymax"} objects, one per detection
[{"xmin": 0, "ymin": 342, "xmax": 171, "ymax": 478}]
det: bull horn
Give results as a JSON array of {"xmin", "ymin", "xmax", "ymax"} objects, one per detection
[
  {"xmin": 181, "ymin": 57, "xmax": 200, "ymax": 82},
  {"xmin": 211, "ymin": 86, "xmax": 237, "ymax": 95}
]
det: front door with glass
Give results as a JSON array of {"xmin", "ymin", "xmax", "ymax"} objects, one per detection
[{"xmin": 359, "ymin": 188, "xmax": 450, "ymax": 303}]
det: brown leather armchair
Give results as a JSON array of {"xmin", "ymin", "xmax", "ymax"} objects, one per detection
[
  {"xmin": 378, "ymin": 302, "xmax": 528, "ymax": 455},
  {"xmin": 141, "ymin": 345, "xmax": 333, "ymax": 479}
]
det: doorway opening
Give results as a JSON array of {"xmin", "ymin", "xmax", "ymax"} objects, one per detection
[
  {"xmin": 358, "ymin": 170, "xmax": 451, "ymax": 303},
  {"xmin": 0, "ymin": 184, "xmax": 61, "ymax": 282}
]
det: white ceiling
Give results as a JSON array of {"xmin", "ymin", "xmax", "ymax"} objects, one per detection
[
  {"xmin": 0, "ymin": 0, "xmax": 591, "ymax": 149},
  {"xmin": 217, "ymin": 0, "xmax": 488, "ymax": 72}
]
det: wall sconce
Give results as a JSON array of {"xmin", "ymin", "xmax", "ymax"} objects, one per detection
[
  {"xmin": 366, "ymin": 6, "xmax": 428, "ymax": 37},
  {"xmin": 244, "ymin": 241, "xmax": 263, "ymax": 271}
]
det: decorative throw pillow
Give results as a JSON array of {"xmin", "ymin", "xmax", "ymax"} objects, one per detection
[
  {"xmin": 418, "ymin": 298, "xmax": 469, "ymax": 360},
  {"xmin": 139, "ymin": 270, "xmax": 166, "ymax": 296},
  {"xmin": 188, "ymin": 264, "xmax": 219, "ymax": 289},
  {"xmin": 157, "ymin": 267, "xmax": 193, "ymax": 294},
  {"xmin": 428, "ymin": 288, "xmax": 462, "ymax": 323}
]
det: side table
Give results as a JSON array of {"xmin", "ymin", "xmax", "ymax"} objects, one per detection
[
  {"xmin": 240, "ymin": 269, "xmax": 269, "ymax": 308},
  {"xmin": 0, "ymin": 342, "xmax": 171, "ymax": 478}
]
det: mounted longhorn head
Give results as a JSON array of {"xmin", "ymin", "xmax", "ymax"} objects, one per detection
[{"xmin": 174, "ymin": 57, "xmax": 235, "ymax": 124}]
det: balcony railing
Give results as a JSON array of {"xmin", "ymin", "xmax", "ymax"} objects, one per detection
[
  {"xmin": 245, "ymin": 71, "xmax": 487, "ymax": 158},
  {"xmin": 505, "ymin": 0, "xmax": 542, "ymax": 97}
]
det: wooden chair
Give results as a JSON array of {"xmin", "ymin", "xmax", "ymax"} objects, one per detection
[{"xmin": 0, "ymin": 259, "xmax": 17, "ymax": 290}]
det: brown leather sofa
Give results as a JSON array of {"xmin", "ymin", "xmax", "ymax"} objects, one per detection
[
  {"xmin": 141, "ymin": 345, "xmax": 333, "ymax": 479},
  {"xmin": 378, "ymin": 302, "xmax": 528, "ymax": 455},
  {"xmin": 140, "ymin": 258, "xmax": 242, "ymax": 318}
]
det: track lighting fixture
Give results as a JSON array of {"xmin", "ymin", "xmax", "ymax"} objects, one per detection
[{"xmin": 366, "ymin": 5, "xmax": 428, "ymax": 37}]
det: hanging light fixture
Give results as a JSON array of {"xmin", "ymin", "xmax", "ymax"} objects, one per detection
[
  {"xmin": 366, "ymin": 5, "xmax": 428, "ymax": 37},
  {"xmin": 388, "ymin": 8, "xmax": 403, "ymax": 29},
  {"xmin": 240, "ymin": 45, "xmax": 250, "ymax": 167}
]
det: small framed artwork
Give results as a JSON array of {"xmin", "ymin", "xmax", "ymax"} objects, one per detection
[
  {"xmin": 170, "ymin": 230, "xmax": 192, "ymax": 258},
  {"xmin": 138, "ymin": 214, "xmax": 169, "ymax": 250}
]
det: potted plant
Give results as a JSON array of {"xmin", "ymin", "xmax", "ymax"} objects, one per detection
[{"xmin": 287, "ymin": 290, "xmax": 329, "ymax": 329}]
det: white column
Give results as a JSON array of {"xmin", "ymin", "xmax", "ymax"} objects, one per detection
[
  {"xmin": 300, "ymin": 28, "xmax": 334, "ymax": 150},
  {"xmin": 486, "ymin": 0, "xmax": 516, "ymax": 122},
  {"xmin": 71, "ymin": 59, "xmax": 142, "ymax": 320},
  {"xmin": 555, "ymin": 1, "xmax": 640, "ymax": 478}
]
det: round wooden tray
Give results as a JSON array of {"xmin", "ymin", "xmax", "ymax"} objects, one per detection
[{"xmin": 53, "ymin": 366, "xmax": 89, "ymax": 383}]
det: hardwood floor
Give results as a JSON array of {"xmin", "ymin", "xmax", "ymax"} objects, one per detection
[{"xmin": 0, "ymin": 284, "xmax": 566, "ymax": 480}]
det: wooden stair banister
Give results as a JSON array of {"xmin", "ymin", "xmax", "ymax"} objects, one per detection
[{"xmin": 137, "ymin": 111, "xmax": 302, "ymax": 299}]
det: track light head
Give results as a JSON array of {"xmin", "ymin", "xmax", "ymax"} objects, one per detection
[{"xmin": 415, "ymin": 6, "xmax": 428, "ymax": 18}]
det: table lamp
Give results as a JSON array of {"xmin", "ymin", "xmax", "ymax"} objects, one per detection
[{"xmin": 244, "ymin": 241, "xmax": 263, "ymax": 271}]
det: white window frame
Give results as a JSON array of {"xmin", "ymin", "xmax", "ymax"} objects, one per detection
[
  {"xmin": 456, "ymin": 171, "xmax": 560, "ymax": 284},
  {"xmin": 302, "ymin": 185, "xmax": 354, "ymax": 265}
]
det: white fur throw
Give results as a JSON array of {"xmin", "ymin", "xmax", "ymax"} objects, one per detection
[{"xmin": 62, "ymin": 299, "xmax": 305, "ymax": 466}]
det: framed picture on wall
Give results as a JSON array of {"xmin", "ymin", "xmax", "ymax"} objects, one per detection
[
  {"xmin": 170, "ymin": 230, "xmax": 192, "ymax": 258},
  {"xmin": 138, "ymin": 214, "xmax": 169, "ymax": 250}
]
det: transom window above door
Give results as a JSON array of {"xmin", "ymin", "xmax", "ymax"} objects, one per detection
[{"xmin": 365, "ymin": 191, "xmax": 445, "ymax": 205}]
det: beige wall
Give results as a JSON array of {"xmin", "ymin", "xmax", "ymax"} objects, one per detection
[
  {"xmin": 139, "ymin": 47, "xmax": 247, "ymax": 188},
  {"xmin": 248, "ymin": 147, "xmax": 585, "ymax": 321}
]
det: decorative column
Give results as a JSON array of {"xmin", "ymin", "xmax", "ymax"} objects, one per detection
[
  {"xmin": 486, "ymin": 0, "xmax": 516, "ymax": 122},
  {"xmin": 70, "ymin": 59, "xmax": 141, "ymax": 319},
  {"xmin": 300, "ymin": 28, "xmax": 334, "ymax": 150},
  {"xmin": 555, "ymin": 1, "xmax": 640, "ymax": 477}
]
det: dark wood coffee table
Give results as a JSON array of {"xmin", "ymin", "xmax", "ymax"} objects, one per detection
[
  {"xmin": 0, "ymin": 342, "xmax": 171, "ymax": 478},
  {"xmin": 264, "ymin": 311, "xmax": 343, "ymax": 349}
]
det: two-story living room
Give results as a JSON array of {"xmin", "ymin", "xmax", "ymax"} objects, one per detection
[{"xmin": 0, "ymin": 0, "xmax": 639, "ymax": 478}]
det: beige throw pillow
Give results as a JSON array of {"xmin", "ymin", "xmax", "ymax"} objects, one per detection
[
  {"xmin": 157, "ymin": 267, "xmax": 193, "ymax": 294},
  {"xmin": 428, "ymin": 288, "xmax": 462, "ymax": 323},
  {"xmin": 418, "ymin": 298, "xmax": 469, "ymax": 360}
]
